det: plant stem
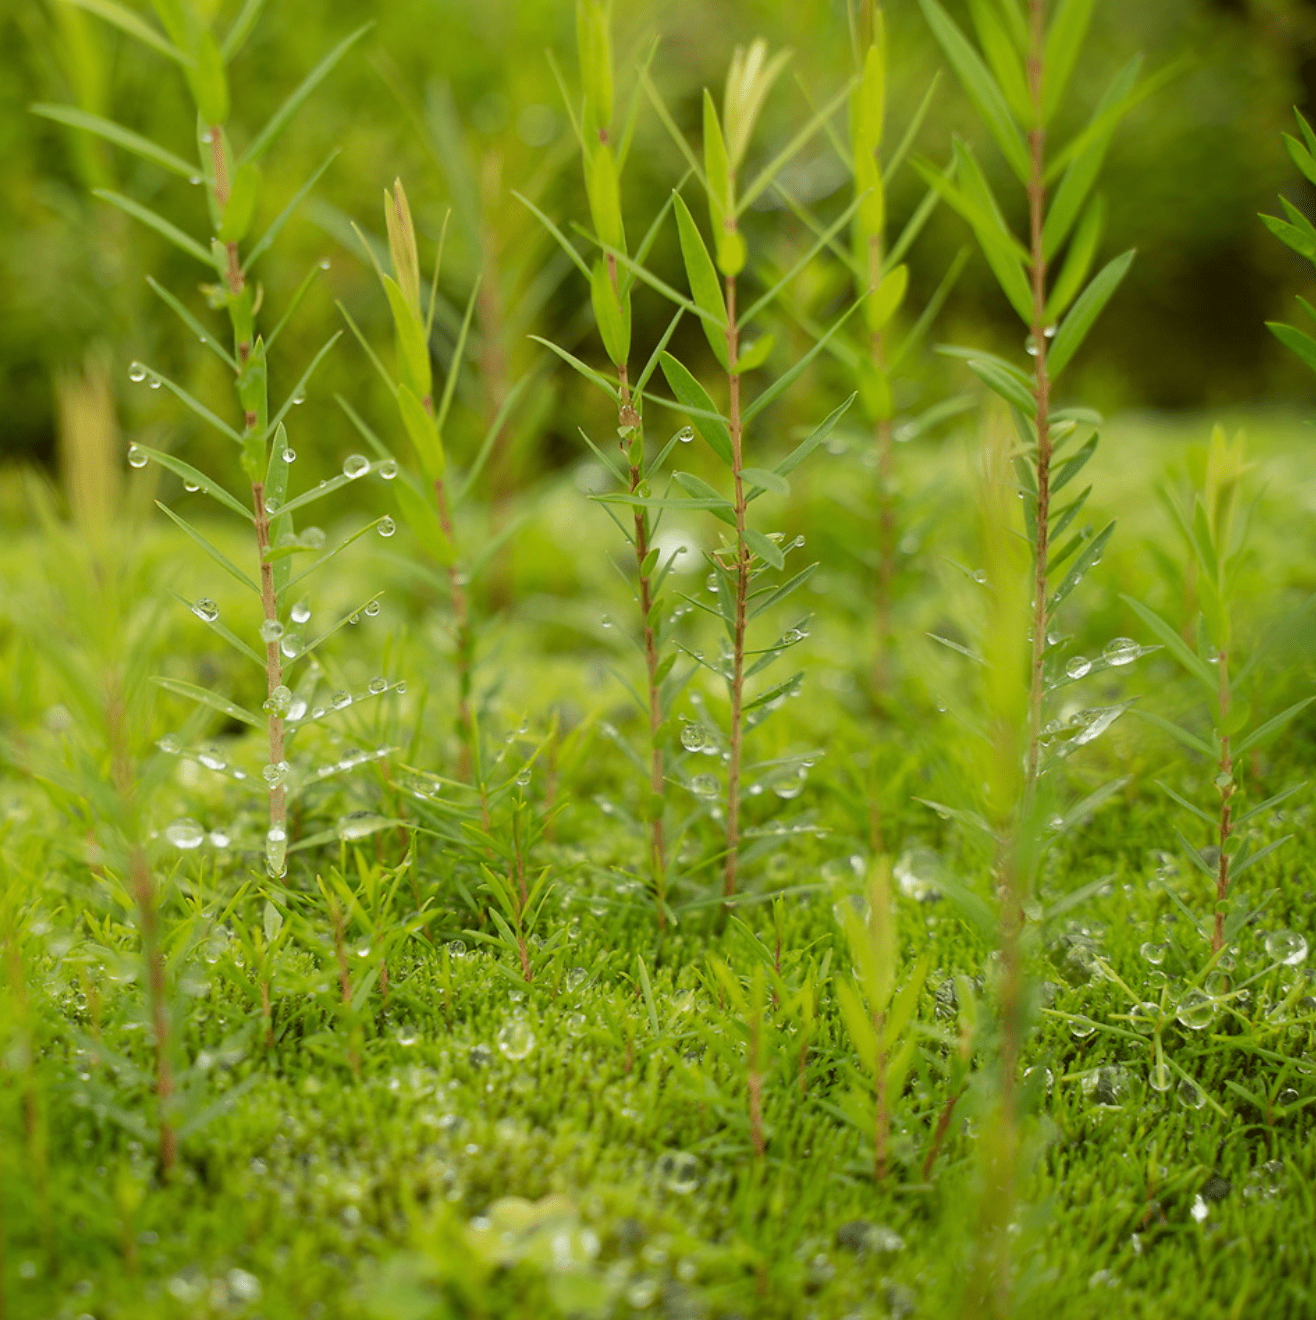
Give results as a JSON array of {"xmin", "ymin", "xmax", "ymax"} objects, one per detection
[
  {"xmin": 1023, "ymin": 2, "xmax": 1053, "ymax": 789},
  {"xmin": 921, "ymin": 1084, "xmax": 965, "ymax": 1181},
  {"xmin": 129, "ymin": 846, "xmax": 175, "ymax": 1179},
  {"xmin": 1214, "ymin": 652, "xmax": 1234, "ymax": 953},
  {"xmin": 615, "ymin": 345, "xmax": 669, "ymax": 924},
  {"xmin": 432, "ymin": 473, "xmax": 476, "ymax": 780},
  {"xmin": 869, "ymin": 235, "xmax": 896, "ymax": 700},
  {"xmin": 748, "ymin": 996, "xmax": 765, "ymax": 1159},
  {"xmin": 873, "ymin": 1015, "xmax": 889, "ymax": 1182},
  {"xmin": 725, "ymin": 274, "xmax": 747, "ymax": 900},
  {"xmin": 252, "ymin": 483, "xmax": 288, "ymax": 854}
]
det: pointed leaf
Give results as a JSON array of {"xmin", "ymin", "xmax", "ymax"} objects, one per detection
[
  {"xmin": 92, "ymin": 189, "xmax": 211, "ymax": 265},
  {"xmin": 744, "ymin": 528, "xmax": 784, "ymax": 570},
  {"xmin": 672, "ymin": 194, "xmax": 729, "ymax": 369},
  {"xmin": 1047, "ymin": 250, "xmax": 1135, "ymax": 377},
  {"xmin": 154, "ymin": 503, "xmax": 259, "ymax": 593},
  {"xmin": 31, "ymin": 103, "xmax": 195, "ymax": 177},
  {"xmin": 152, "ymin": 677, "xmax": 263, "ymax": 730},
  {"xmin": 132, "ymin": 444, "xmax": 251, "ymax": 520},
  {"xmin": 659, "ymin": 353, "xmax": 733, "ymax": 465}
]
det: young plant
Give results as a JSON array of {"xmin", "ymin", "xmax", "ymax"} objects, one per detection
[
  {"xmin": 627, "ymin": 42, "xmax": 855, "ymax": 900},
  {"xmin": 44, "ymin": 2, "xmax": 392, "ymax": 882},
  {"xmin": 1122, "ymin": 428, "xmax": 1311, "ymax": 955},
  {"xmin": 843, "ymin": 2, "xmax": 969, "ymax": 696},
  {"xmin": 1262, "ymin": 108, "xmax": 1316, "ymax": 381},
  {"xmin": 833, "ymin": 857, "xmax": 930, "ymax": 1182},
  {"xmin": 517, "ymin": 0, "xmax": 684, "ymax": 920},
  {"xmin": 918, "ymin": 0, "xmax": 1159, "ymax": 786}
]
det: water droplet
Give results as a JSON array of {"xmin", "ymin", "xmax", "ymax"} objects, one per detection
[
  {"xmin": 1069, "ymin": 1015, "xmax": 1096, "ymax": 1039},
  {"xmin": 1189, "ymin": 1194, "xmax": 1209, "ymax": 1222},
  {"xmin": 299, "ymin": 527, "xmax": 326, "ymax": 550},
  {"xmin": 1025, "ymin": 334, "xmax": 1040, "ymax": 357},
  {"xmin": 260, "ymin": 619, "xmax": 284, "ymax": 642},
  {"xmin": 127, "ymin": 444, "xmax": 148, "ymax": 469},
  {"xmin": 265, "ymin": 496, "xmax": 281, "ymax": 513},
  {"xmin": 1023, "ymin": 1065, "xmax": 1054, "ymax": 1094},
  {"xmin": 187, "ymin": 173, "xmax": 202, "ymax": 186},
  {"xmin": 282, "ymin": 447, "xmax": 296, "ymax": 463},
  {"xmin": 369, "ymin": 677, "xmax": 388, "ymax": 694},
  {"xmin": 342, "ymin": 454, "xmax": 370, "ymax": 479},
  {"xmin": 377, "ymin": 516, "xmax": 396, "ymax": 538},
  {"xmin": 164, "ymin": 818, "xmax": 205, "ymax": 849},
  {"xmin": 564, "ymin": 966, "xmax": 589, "ymax": 992},
  {"xmin": 676, "ymin": 426, "xmax": 695, "ymax": 443},
  {"xmin": 337, "ymin": 811, "xmax": 389, "ymax": 841},
  {"xmin": 263, "ymin": 685, "xmax": 293, "ymax": 717},
  {"xmin": 1264, "ymin": 930, "xmax": 1308, "ymax": 967},
  {"xmin": 1177, "ymin": 1077, "xmax": 1206, "ymax": 1109},
  {"xmin": 208, "ymin": 829, "xmax": 231, "ymax": 848},
  {"xmin": 625, "ymin": 1278, "xmax": 659, "ymax": 1309},
  {"xmin": 1065, "ymin": 656, "xmax": 1091, "ymax": 679},
  {"xmin": 280, "ymin": 633, "xmax": 302, "ymax": 659},
  {"xmin": 690, "ymin": 773, "xmax": 719, "ymax": 798},
  {"xmin": 197, "ymin": 744, "xmax": 227, "ymax": 771},
  {"xmin": 127, "ymin": 362, "xmax": 147, "ymax": 382},
  {"xmin": 364, "ymin": 601, "xmax": 381, "ymax": 617},
  {"xmin": 1149, "ymin": 1061, "xmax": 1173, "ymax": 1092},
  {"xmin": 331, "ymin": 690, "xmax": 352, "ymax": 710},
  {"xmin": 446, "ymin": 939, "xmax": 467, "ymax": 958},
  {"xmin": 1139, "ymin": 941, "xmax": 1167, "ymax": 966},
  {"xmin": 379, "ymin": 459, "xmax": 399, "ymax": 480},
  {"xmin": 200, "ymin": 130, "xmax": 214, "ymax": 143},
  {"xmin": 262, "ymin": 760, "xmax": 291, "ymax": 787},
  {"xmin": 1103, "ymin": 637, "xmax": 1140, "ymax": 666},
  {"xmin": 183, "ymin": 480, "xmax": 200, "ymax": 492},
  {"xmin": 655, "ymin": 1150, "xmax": 699, "ymax": 1194},
  {"xmin": 680, "ymin": 724, "xmax": 711, "ymax": 753},
  {"xmin": 265, "ymin": 825, "xmax": 287, "ymax": 880},
  {"xmin": 496, "ymin": 1019, "xmax": 536, "ymax": 1060},
  {"xmin": 189, "ymin": 597, "xmax": 219, "ymax": 623},
  {"xmin": 290, "ymin": 391, "xmax": 306, "ymax": 406},
  {"xmin": 148, "ymin": 377, "xmax": 161, "ymax": 390},
  {"xmin": 157, "ymin": 734, "xmax": 181, "ymax": 754},
  {"xmin": 1176, "ymin": 989, "xmax": 1216, "ymax": 1031},
  {"xmin": 396, "ymin": 681, "xmax": 407, "ymax": 695},
  {"xmin": 291, "ymin": 599, "xmax": 311, "ymax": 624}
]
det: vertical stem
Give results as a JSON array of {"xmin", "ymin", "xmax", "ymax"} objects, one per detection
[
  {"xmin": 725, "ymin": 275, "xmax": 747, "ymax": 900},
  {"xmin": 873, "ymin": 1016, "xmax": 889, "ymax": 1182},
  {"xmin": 613, "ymin": 339, "xmax": 669, "ymax": 924},
  {"xmin": 1024, "ymin": 0, "xmax": 1052, "ymax": 788},
  {"xmin": 129, "ymin": 847, "xmax": 175, "ymax": 1179},
  {"xmin": 432, "ymin": 474, "xmax": 476, "ymax": 781},
  {"xmin": 748, "ymin": 1001, "xmax": 765, "ymax": 1159},
  {"xmin": 1214, "ymin": 654, "xmax": 1233, "ymax": 954},
  {"xmin": 869, "ymin": 235, "xmax": 896, "ymax": 699},
  {"xmin": 252, "ymin": 484, "xmax": 287, "ymax": 854}
]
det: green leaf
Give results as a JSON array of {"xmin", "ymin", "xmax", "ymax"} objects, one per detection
[
  {"xmin": 151, "ymin": 677, "xmax": 263, "ymax": 730},
  {"xmin": 394, "ymin": 476, "xmax": 454, "ymax": 565},
  {"xmin": 243, "ymin": 151, "xmax": 337, "ymax": 273},
  {"xmin": 513, "ymin": 190, "xmax": 591, "ymax": 280},
  {"xmin": 744, "ymin": 528, "xmax": 784, "ymax": 570},
  {"xmin": 658, "ymin": 353, "xmax": 733, "ymax": 465},
  {"xmin": 241, "ymin": 25, "xmax": 371, "ymax": 168},
  {"xmin": 1047, "ymin": 250, "xmax": 1135, "ymax": 377},
  {"xmin": 132, "ymin": 444, "xmax": 250, "ymax": 520},
  {"xmin": 92, "ymin": 189, "xmax": 211, "ymax": 265},
  {"xmin": 742, "ymin": 302, "xmax": 860, "ymax": 424},
  {"xmin": 30, "ymin": 103, "xmax": 195, "ymax": 178},
  {"xmin": 144, "ymin": 276, "xmax": 236, "ymax": 370},
  {"xmin": 865, "ymin": 263, "xmax": 909, "ymax": 333},
  {"xmin": 1119, "ymin": 594, "xmax": 1218, "ymax": 693},
  {"xmin": 1260, "ymin": 212, "xmax": 1316, "ymax": 265},
  {"xmin": 967, "ymin": 0, "xmax": 1031, "ymax": 124},
  {"xmin": 1043, "ymin": 0, "xmax": 1097, "ymax": 122},
  {"xmin": 1134, "ymin": 708, "xmax": 1216, "ymax": 760},
  {"xmin": 671, "ymin": 472, "xmax": 736, "ymax": 527},
  {"xmin": 528, "ymin": 335, "xmax": 619, "ymax": 400},
  {"xmin": 1233, "ymin": 698, "xmax": 1315, "ymax": 757},
  {"xmin": 590, "ymin": 257, "xmax": 631, "ymax": 367},
  {"xmin": 919, "ymin": 0, "xmax": 1030, "ymax": 182},
  {"xmin": 222, "ymin": 0, "xmax": 268, "ymax": 61},
  {"xmin": 1154, "ymin": 780, "xmax": 1218, "ymax": 829},
  {"xmin": 672, "ymin": 193, "xmax": 728, "ymax": 369},
  {"xmin": 741, "ymin": 466, "xmax": 789, "ymax": 497},
  {"xmin": 168, "ymin": 591, "xmax": 263, "ymax": 668},
  {"xmin": 1049, "ymin": 520, "xmax": 1114, "ymax": 609},
  {"xmin": 382, "ymin": 275, "xmax": 431, "ymax": 400},
  {"xmin": 1045, "ymin": 195, "xmax": 1104, "ymax": 324},
  {"xmin": 60, "ymin": 0, "xmax": 185, "ymax": 61},
  {"xmin": 1267, "ymin": 321, "xmax": 1316, "ymax": 375},
  {"xmin": 733, "ymin": 334, "xmax": 774, "ymax": 375},
  {"xmin": 398, "ymin": 383, "xmax": 445, "ymax": 480},
  {"xmin": 135, "ymin": 363, "xmax": 242, "ymax": 442},
  {"xmin": 1230, "ymin": 835, "xmax": 1293, "ymax": 881},
  {"xmin": 154, "ymin": 503, "xmax": 259, "ymax": 593},
  {"xmin": 966, "ymin": 357, "xmax": 1034, "ymax": 413},
  {"xmin": 773, "ymin": 395, "xmax": 856, "ymax": 477},
  {"xmin": 748, "ymin": 563, "xmax": 818, "ymax": 619},
  {"xmin": 187, "ymin": 31, "xmax": 230, "ymax": 126},
  {"xmin": 218, "ymin": 163, "xmax": 259, "ymax": 243},
  {"xmin": 1042, "ymin": 57, "xmax": 1140, "ymax": 257}
]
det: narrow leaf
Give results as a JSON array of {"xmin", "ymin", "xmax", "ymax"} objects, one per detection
[
  {"xmin": 31, "ymin": 104, "xmax": 194, "ymax": 177},
  {"xmin": 92, "ymin": 189, "xmax": 211, "ymax": 265},
  {"xmin": 151, "ymin": 677, "xmax": 263, "ymax": 730},
  {"xmin": 1047, "ymin": 250, "xmax": 1135, "ymax": 377}
]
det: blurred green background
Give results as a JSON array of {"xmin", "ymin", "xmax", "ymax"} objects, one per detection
[{"xmin": 4, "ymin": 0, "xmax": 1316, "ymax": 480}]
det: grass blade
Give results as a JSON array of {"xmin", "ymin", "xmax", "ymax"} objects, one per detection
[
  {"xmin": 152, "ymin": 677, "xmax": 263, "ymax": 730},
  {"xmin": 241, "ymin": 25, "xmax": 372, "ymax": 168},
  {"xmin": 31, "ymin": 104, "xmax": 194, "ymax": 178},
  {"xmin": 155, "ymin": 503, "xmax": 259, "ymax": 593},
  {"xmin": 133, "ymin": 444, "xmax": 251, "ymax": 520},
  {"xmin": 144, "ymin": 277, "xmax": 236, "ymax": 371},
  {"xmin": 92, "ymin": 189, "xmax": 212, "ymax": 265}
]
